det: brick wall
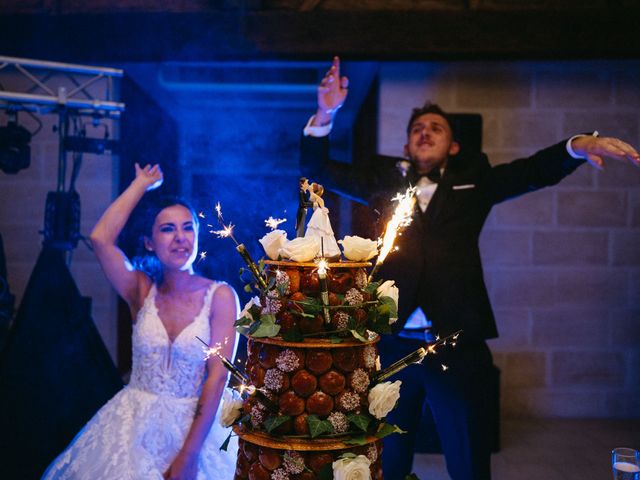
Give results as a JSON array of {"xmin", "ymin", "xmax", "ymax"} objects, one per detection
[
  {"xmin": 0, "ymin": 70, "xmax": 118, "ymax": 359},
  {"xmin": 379, "ymin": 60, "xmax": 640, "ymax": 418}
]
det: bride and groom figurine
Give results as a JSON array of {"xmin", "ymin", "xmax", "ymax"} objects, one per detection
[{"xmin": 295, "ymin": 177, "xmax": 341, "ymax": 259}]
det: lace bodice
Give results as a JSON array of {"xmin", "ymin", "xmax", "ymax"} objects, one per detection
[{"xmin": 129, "ymin": 283, "xmax": 219, "ymax": 398}]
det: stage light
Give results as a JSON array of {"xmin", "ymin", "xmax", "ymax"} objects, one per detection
[{"xmin": 0, "ymin": 114, "xmax": 32, "ymax": 174}]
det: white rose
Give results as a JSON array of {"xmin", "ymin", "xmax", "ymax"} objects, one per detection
[
  {"xmin": 376, "ymin": 280, "xmax": 399, "ymax": 324},
  {"xmin": 259, "ymin": 229, "xmax": 288, "ymax": 260},
  {"xmin": 338, "ymin": 236, "xmax": 378, "ymax": 262},
  {"xmin": 219, "ymin": 388, "xmax": 244, "ymax": 427},
  {"xmin": 368, "ymin": 380, "xmax": 401, "ymax": 419},
  {"xmin": 238, "ymin": 296, "xmax": 261, "ymax": 322},
  {"xmin": 332, "ymin": 455, "xmax": 372, "ymax": 480},
  {"xmin": 278, "ymin": 236, "xmax": 320, "ymax": 262}
]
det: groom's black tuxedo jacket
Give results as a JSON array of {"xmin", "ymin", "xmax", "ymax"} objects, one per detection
[{"xmin": 301, "ymin": 134, "xmax": 584, "ymax": 342}]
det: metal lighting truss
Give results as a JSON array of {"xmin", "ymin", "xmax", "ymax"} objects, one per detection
[
  {"xmin": 0, "ymin": 55, "xmax": 125, "ymax": 191},
  {"xmin": 0, "ymin": 55, "xmax": 124, "ymax": 117}
]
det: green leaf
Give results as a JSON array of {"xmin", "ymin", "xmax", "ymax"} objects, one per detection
[
  {"xmin": 343, "ymin": 435, "xmax": 369, "ymax": 446},
  {"xmin": 250, "ymin": 316, "xmax": 281, "ymax": 338},
  {"xmin": 219, "ymin": 430, "xmax": 233, "ymax": 451},
  {"xmin": 350, "ymin": 329, "xmax": 368, "ymax": 343},
  {"xmin": 317, "ymin": 463, "xmax": 333, "ymax": 480},
  {"xmin": 375, "ymin": 422, "xmax": 406, "ymax": 439},
  {"xmin": 282, "ymin": 327, "xmax": 304, "ymax": 342},
  {"xmin": 405, "ymin": 474, "xmax": 421, "ymax": 480},
  {"xmin": 379, "ymin": 295, "xmax": 398, "ymax": 318},
  {"xmin": 306, "ymin": 414, "xmax": 334, "ymax": 438},
  {"xmin": 338, "ymin": 452, "xmax": 357, "ymax": 460},
  {"xmin": 234, "ymin": 316, "xmax": 252, "ymax": 327},
  {"xmin": 239, "ymin": 267, "xmax": 245, "ymax": 276},
  {"xmin": 263, "ymin": 415, "xmax": 291, "ymax": 433},
  {"xmin": 243, "ymin": 284, "xmax": 253, "ymax": 293},
  {"xmin": 364, "ymin": 281, "xmax": 381, "ymax": 295},
  {"xmin": 347, "ymin": 414, "xmax": 371, "ymax": 432},
  {"xmin": 329, "ymin": 336, "xmax": 344, "ymax": 344}
]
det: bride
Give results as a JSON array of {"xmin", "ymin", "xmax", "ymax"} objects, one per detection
[{"xmin": 42, "ymin": 164, "xmax": 238, "ymax": 480}]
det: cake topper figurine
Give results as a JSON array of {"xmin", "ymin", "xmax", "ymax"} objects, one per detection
[
  {"xmin": 295, "ymin": 177, "xmax": 315, "ymax": 237},
  {"xmin": 300, "ymin": 177, "xmax": 342, "ymax": 259}
]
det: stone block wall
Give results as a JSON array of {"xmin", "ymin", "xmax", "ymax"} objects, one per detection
[{"xmin": 378, "ymin": 60, "xmax": 640, "ymax": 418}]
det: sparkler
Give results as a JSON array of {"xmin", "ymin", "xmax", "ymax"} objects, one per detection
[
  {"xmin": 368, "ymin": 187, "xmax": 417, "ymax": 282},
  {"xmin": 316, "ymin": 257, "xmax": 332, "ymax": 324},
  {"xmin": 265, "ymin": 216, "xmax": 287, "ymax": 230},
  {"xmin": 371, "ymin": 329, "xmax": 462, "ymax": 383},
  {"xmin": 212, "ymin": 203, "xmax": 268, "ymax": 291},
  {"xmin": 196, "ymin": 336, "xmax": 278, "ymax": 412}
]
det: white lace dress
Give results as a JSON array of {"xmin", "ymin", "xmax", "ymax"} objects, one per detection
[
  {"xmin": 305, "ymin": 206, "xmax": 341, "ymax": 258},
  {"xmin": 42, "ymin": 282, "xmax": 238, "ymax": 480}
]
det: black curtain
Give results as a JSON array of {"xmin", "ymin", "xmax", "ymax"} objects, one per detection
[{"xmin": 0, "ymin": 248, "xmax": 122, "ymax": 479}]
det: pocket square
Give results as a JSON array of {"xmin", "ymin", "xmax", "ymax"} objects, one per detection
[{"xmin": 453, "ymin": 184, "xmax": 475, "ymax": 190}]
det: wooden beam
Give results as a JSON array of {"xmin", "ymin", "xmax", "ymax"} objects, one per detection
[{"xmin": 0, "ymin": 9, "xmax": 638, "ymax": 62}]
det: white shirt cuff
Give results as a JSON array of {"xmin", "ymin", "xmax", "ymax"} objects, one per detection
[
  {"xmin": 303, "ymin": 115, "xmax": 332, "ymax": 137},
  {"xmin": 566, "ymin": 131, "xmax": 599, "ymax": 159}
]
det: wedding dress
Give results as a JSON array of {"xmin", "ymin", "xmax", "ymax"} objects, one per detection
[
  {"xmin": 305, "ymin": 206, "xmax": 341, "ymax": 259},
  {"xmin": 42, "ymin": 282, "xmax": 238, "ymax": 480}
]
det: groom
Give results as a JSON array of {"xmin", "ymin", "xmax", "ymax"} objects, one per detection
[{"xmin": 300, "ymin": 57, "xmax": 640, "ymax": 480}]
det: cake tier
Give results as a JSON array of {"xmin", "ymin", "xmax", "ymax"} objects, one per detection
[
  {"xmin": 244, "ymin": 336, "xmax": 379, "ymax": 437},
  {"xmin": 262, "ymin": 261, "xmax": 374, "ymax": 337},
  {"xmin": 234, "ymin": 429, "xmax": 383, "ymax": 480}
]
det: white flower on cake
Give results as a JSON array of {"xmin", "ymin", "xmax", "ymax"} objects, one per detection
[
  {"xmin": 368, "ymin": 380, "xmax": 402, "ymax": 419},
  {"xmin": 259, "ymin": 229, "xmax": 288, "ymax": 260},
  {"xmin": 332, "ymin": 455, "xmax": 372, "ymax": 480},
  {"xmin": 338, "ymin": 235, "xmax": 378, "ymax": 261},
  {"xmin": 278, "ymin": 236, "xmax": 320, "ymax": 262},
  {"xmin": 219, "ymin": 388, "xmax": 243, "ymax": 427},
  {"xmin": 376, "ymin": 280, "xmax": 399, "ymax": 324}
]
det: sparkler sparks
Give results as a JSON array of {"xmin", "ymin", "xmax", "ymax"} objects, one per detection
[
  {"xmin": 372, "ymin": 329, "xmax": 462, "ymax": 382},
  {"xmin": 265, "ymin": 216, "xmax": 287, "ymax": 230},
  {"xmin": 368, "ymin": 187, "xmax": 417, "ymax": 282}
]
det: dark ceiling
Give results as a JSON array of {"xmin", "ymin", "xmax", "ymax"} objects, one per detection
[{"xmin": 1, "ymin": 0, "xmax": 639, "ymax": 62}]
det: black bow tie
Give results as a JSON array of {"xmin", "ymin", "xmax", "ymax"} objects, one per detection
[{"xmin": 412, "ymin": 169, "xmax": 441, "ymax": 184}]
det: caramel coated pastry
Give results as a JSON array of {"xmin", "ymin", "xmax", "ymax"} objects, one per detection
[
  {"xmin": 285, "ymin": 268, "xmax": 301, "ymax": 293},
  {"xmin": 293, "ymin": 412, "xmax": 311, "ymax": 435},
  {"xmin": 235, "ymin": 451, "xmax": 250, "ymax": 478},
  {"xmin": 287, "ymin": 291, "xmax": 306, "ymax": 314},
  {"xmin": 319, "ymin": 370, "xmax": 346, "ymax": 395},
  {"xmin": 258, "ymin": 446, "xmax": 282, "ymax": 471},
  {"xmin": 279, "ymin": 390, "xmax": 306, "ymax": 416},
  {"xmin": 248, "ymin": 461, "xmax": 271, "ymax": 480},
  {"xmin": 242, "ymin": 439, "xmax": 259, "ymax": 463},
  {"xmin": 307, "ymin": 452, "xmax": 334, "ymax": 474},
  {"xmin": 291, "ymin": 369, "xmax": 318, "ymax": 397},
  {"xmin": 305, "ymin": 391, "xmax": 334, "ymax": 417},
  {"xmin": 258, "ymin": 344, "xmax": 280, "ymax": 369},
  {"xmin": 298, "ymin": 313, "xmax": 324, "ymax": 334},
  {"xmin": 332, "ymin": 347, "xmax": 359, "ymax": 373},
  {"xmin": 301, "ymin": 270, "xmax": 320, "ymax": 293},
  {"xmin": 353, "ymin": 308, "xmax": 367, "ymax": 327},
  {"xmin": 276, "ymin": 310, "xmax": 296, "ymax": 334},
  {"xmin": 328, "ymin": 270, "xmax": 354, "ymax": 294},
  {"xmin": 328, "ymin": 292, "xmax": 341, "ymax": 306},
  {"xmin": 247, "ymin": 363, "xmax": 265, "ymax": 388},
  {"xmin": 305, "ymin": 349, "xmax": 333, "ymax": 375}
]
